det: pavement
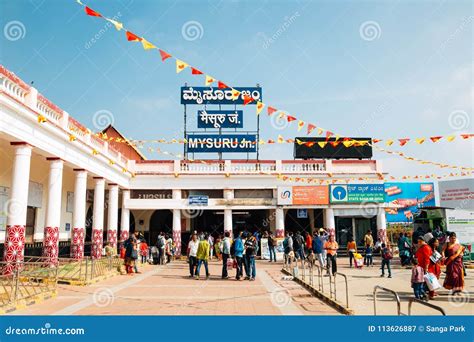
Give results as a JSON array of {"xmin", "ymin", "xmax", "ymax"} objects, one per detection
[
  {"xmin": 10, "ymin": 260, "xmax": 339, "ymax": 316},
  {"xmin": 312, "ymin": 257, "xmax": 474, "ymax": 315}
]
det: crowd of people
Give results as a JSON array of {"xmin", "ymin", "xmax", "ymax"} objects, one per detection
[{"xmin": 114, "ymin": 226, "xmax": 467, "ymax": 301}]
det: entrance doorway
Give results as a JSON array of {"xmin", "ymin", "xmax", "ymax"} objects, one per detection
[
  {"xmin": 149, "ymin": 210, "xmax": 172, "ymax": 245},
  {"xmin": 335, "ymin": 217, "xmax": 352, "ymax": 246},
  {"xmin": 233, "ymin": 210, "xmax": 269, "ymax": 235},
  {"xmin": 191, "ymin": 210, "xmax": 223, "ymax": 236},
  {"xmin": 285, "ymin": 209, "xmax": 311, "ymax": 235},
  {"xmin": 25, "ymin": 206, "xmax": 36, "ymax": 243}
]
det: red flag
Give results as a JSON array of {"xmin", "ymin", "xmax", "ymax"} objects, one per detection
[
  {"xmin": 218, "ymin": 81, "xmax": 229, "ymax": 89},
  {"xmin": 461, "ymin": 134, "xmax": 473, "ymax": 139},
  {"xmin": 307, "ymin": 124, "xmax": 316, "ymax": 135},
  {"xmin": 267, "ymin": 139, "xmax": 275, "ymax": 144},
  {"xmin": 305, "ymin": 141, "xmax": 315, "ymax": 147},
  {"xmin": 373, "ymin": 139, "xmax": 381, "ymax": 144},
  {"xmin": 126, "ymin": 31, "xmax": 142, "ymax": 42},
  {"xmin": 85, "ymin": 6, "xmax": 102, "ymax": 17},
  {"xmin": 430, "ymin": 136, "xmax": 442, "ymax": 143},
  {"xmin": 267, "ymin": 106, "xmax": 277, "ymax": 116},
  {"xmin": 330, "ymin": 141, "xmax": 340, "ymax": 147},
  {"xmin": 159, "ymin": 49, "xmax": 172, "ymax": 61},
  {"xmin": 191, "ymin": 67, "xmax": 203, "ymax": 75},
  {"xmin": 286, "ymin": 115, "xmax": 297, "ymax": 122},
  {"xmin": 398, "ymin": 138, "xmax": 410, "ymax": 146},
  {"xmin": 243, "ymin": 95, "xmax": 253, "ymax": 105},
  {"xmin": 325, "ymin": 131, "xmax": 333, "ymax": 141}
]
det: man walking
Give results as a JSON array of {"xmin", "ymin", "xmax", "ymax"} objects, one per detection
[
  {"xmin": 232, "ymin": 232, "xmax": 244, "ymax": 280},
  {"xmin": 221, "ymin": 231, "xmax": 231, "ymax": 279},
  {"xmin": 187, "ymin": 233, "xmax": 199, "ymax": 277},
  {"xmin": 244, "ymin": 234, "xmax": 257, "ymax": 281},
  {"xmin": 324, "ymin": 235, "xmax": 339, "ymax": 276},
  {"xmin": 267, "ymin": 232, "xmax": 277, "ymax": 262},
  {"xmin": 195, "ymin": 233, "xmax": 210, "ymax": 279}
]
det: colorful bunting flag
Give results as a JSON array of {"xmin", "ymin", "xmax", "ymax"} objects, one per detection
[
  {"xmin": 430, "ymin": 136, "xmax": 442, "ymax": 143},
  {"xmin": 286, "ymin": 115, "xmax": 297, "ymax": 122},
  {"xmin": 218, "ymin": 81, "xmax": 228, "ymax": 89},
  {"xmin": 267, "ymin": 106, "xmax": 277, "ymax": 116},
  {"xmin": 205, "ymin": 75, "xmax": 215, "ymax": 85},
  {"xmin": 126, "ymin": 31, "xmax": 142, "ymax": 42},
  {"xmin": 243, "ymin": 95, "xmax": 253, "ymax": 105},
  {"xmin": 399, "ymin": 138, "xmax": 410, "ymax": 146},
  {"xmin": 297, "ymin": 120, "xmax": 305, "ymax": 131},
  {"xmin": 159, "ymin": 49, "xmax": 172, "ymax": 61},
  {"xmin": 307, "ymin": 124, "xmax": 316, "ymax": 135},
  {"xmin": 317, "ymin": 141, "xmax": 327, "ymax": 148},
  {"xmin": 386, "ymin": 139, "xmax": 394, "ymax": 146},
  {"xmin": 415, "ymin": 138, "xmax": 425, "ymax": 144},
  {"xmin": 141, "ymin": 38, "xmax": 156, "ymax": 50},
  {"xmin": 191, "ymin": 67, "xmax": 203, "ymax": 75},
  {"xmin": 85, "ymin": 6, "xmax": 102, "ymax": 17},
  {"xmin": 446, "ymin": 135, "xmax": 455, "ymax": 142},
  {"xmin": 176, "ymin": 60, "xmax": 188, "ymax": 73},
  {"xmin": 256, "ymin": 101, "xmax": 265, "ymax": 115},
  {"xmin": 106, "ymin": 18, "xmax": 123, "ymax": 31},
  {"xmin": 231, "ymin": 89, "xmax": 240, "ymax": 100}
]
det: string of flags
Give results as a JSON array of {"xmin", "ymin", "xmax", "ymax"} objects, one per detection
[{"xmin": 76, "ymin": 1, "xmax": 473, "ymax": 149}]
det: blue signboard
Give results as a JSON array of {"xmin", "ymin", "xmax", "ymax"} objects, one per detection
[
  {"xmin": 181, "ymin": 87, "xmax": 262, "ymax": 105},
  {"xmin": 187, "ymin": 134, "xmax": 257, "ymax": 153},
  {"xmin": 330, "ymin": 184, "xmax": 385, "ymax": 203},
  {"xmin": 297, "ymin": 209, "xmax": 308, "ymax": 218},
  {"xmin": 197, "ymin": 110, "xmax": 243, "ymax": 129},
  {"xmin": 384, "ymin": 182, "xmax": 436, "ymax": 223},
  {"xmin": 189, "ymin": 195, "xmax": 209, "ymax": 206}
]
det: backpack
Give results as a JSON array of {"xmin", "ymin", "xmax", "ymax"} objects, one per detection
[
  {"xmin": 383, "ymin": 248, "xmax": 393, "ymax": 260},
  {"xmin": 157, "ymin": 236, "xmax": 165, "ymax": 248}
]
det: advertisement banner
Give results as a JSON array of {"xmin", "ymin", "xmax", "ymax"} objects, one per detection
[
  {"xmin": 197, "ymin": 110, "xmax": 243, "ymax": 129},
  {"xmin": 384, "ymin": 182, "xmax": 436, "ymax": 223},
  {"xmin": 181, "ymin": 86, "xmax": 262, "ymax": 105},
  {"xmin": 438, "ymin": 178, "xmax": 474, "ymax": 210},
  {"xmin": 445, "ymin": 209, "xmax": 474, "ymax": 247},
  {"xmin": 186, "ymin": 134, "xmax": 257, "ymax": 153},
  {"xmin": 330, "ymin": 184, "xmax": 385, "ymax": 203},
  {"xmin": 277, "ymin": 186, "xmax": 329, "ymax": 205}
]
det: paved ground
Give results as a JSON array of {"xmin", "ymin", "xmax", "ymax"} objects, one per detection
[
  {"xmin": 309, "ymin": 257, "xmax": 474, "ymax": 315},
  {"xmin": 12, "ymin": 260, "xmax": 339, "ymax": 316}
]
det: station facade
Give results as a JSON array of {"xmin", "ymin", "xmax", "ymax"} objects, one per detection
[{"xmin": 0, "ymin": 66, "xmax": 387, "ymax": 269}]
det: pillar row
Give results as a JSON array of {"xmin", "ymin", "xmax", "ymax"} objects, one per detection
[
  {"xmin": 107, "ymin": 184, "xmax": 119, "ymax": 248},
  {"xmin": 172, "ymin": 189, "xmax": 181, "ymax": 255},
  {"xmin": 275, "ymin": 207, "xmax": 285, "ymax": 238},
  {"xmin": 71, "ymin": 169, "xmax": 87, "ymax": 259},
  {"xmin": 91, "ymin": 177, "xmax": 105, "ymax": 259},
  {"xmin": 324, "ymin": 208, "xmax": 335, "ymax": 237},
  {"xmin": 120, "ymin": 190, "xmax": 130, "ymax": 242}
]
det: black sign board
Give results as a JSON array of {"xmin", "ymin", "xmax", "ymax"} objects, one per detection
[{"xmin": 293, "ymin": 137, "xmax": 373, "ymax": 159}]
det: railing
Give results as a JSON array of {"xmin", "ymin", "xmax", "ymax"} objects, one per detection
[
  {"xmin": 56, "ymin": 256, "xmax": 123, "ymax": 284},
  {"xmin": 0, "ymin": 66, "xmax": 29, "ymax": 102},
  {"xmin": 373, "ymin": 285, "xmax": 402, "ymax": 316},
  {"xmin": 408, "ymin": 298, "xmax": 446, "ymax": 316},
  {"xmin": 334, "ymin": 272, "xmax": 349, "ymax": 308},
  {"xmin": 281, "ymin": 161, "xmax": 326, "ymax": 172},
  {"xmin": 37, "ymin": 93, "xmax": 63, "ymax": 123},
  {"xmin": 0, "ymin": 258, "xmax": 58, "ymax": 309}
]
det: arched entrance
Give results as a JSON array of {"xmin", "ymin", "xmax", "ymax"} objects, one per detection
[
  {"xmin": 149, "ymin": 210, "xmax": 172, "ymax": 246},
  {"xmin": 117, "ymin": 208, "xmax": 136, "ymax": 241}
]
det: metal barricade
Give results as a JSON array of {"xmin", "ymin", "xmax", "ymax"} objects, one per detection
[
  {"xmin": 373, "ymin": 286, "xmax": 402, "ymax": 315},
  {"xmin": 408, "ymin": 298, "xmax": 446, "ymax": 315}
]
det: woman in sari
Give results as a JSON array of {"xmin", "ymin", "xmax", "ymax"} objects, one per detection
[{"xmin": 442, "ymin": 232, "xmax": 465, "ymax": 293}]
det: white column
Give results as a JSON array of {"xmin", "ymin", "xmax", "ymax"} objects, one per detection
[
  {"xmin": 42, "ymin": 158, "xmax": 63, "ymax": 266},
  {"xmin": 91, "ymin": 177, "xmax": 105, "ymax": 259},
  {"xmin": 3, "ymin": 143, "xmax": 32, "ymax": 273},
  {"xmin": 376, "ymin": 208, "xmax": 387, "ymax": 244},
  {"xmin": 224, "ymin": 209, "xmax": 232, "ymax": 236},
  {"xmin": 107, "ymin": 184, "xmax": 119, "ymax": 248},
  {"xmin": 120, "ymin": 190, "xmax": 130, "ymax": 242},
  {"xmin": 71, "ymin": 169, "xmax": 87, "ymax": 259},
  {"xmin": 172, "ymin": 189, "xmax": 182, "ymax": 255},
  {"xmin": 324, "ymin": 208, "xmax": 335, "ymax": 237},
  {"xmin": 275, "ymin": 207, "xmax": 285, "ymax": 238}
]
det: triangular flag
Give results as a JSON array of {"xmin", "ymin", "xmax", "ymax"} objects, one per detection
[
  {"xmin": 159, "ymin": 49, "xmax": 172, "ymax": 61},
  {"xmin": 330, "ymin": 141, "xmax": 340, "ymax": 147},
  {"xmin": 446, "ymin": 135, "xmax": 455, "ymax": 142},
  {"xmin": 325, "ymin": 131, "xmax": 333, "ymax": 141},
  {"xmin": 306, "ymin": 141, "xmax": 315, "ymax": 147},
  {"xmin": 126, "ymin": 31, "xmax": 142, "ymax": 42},
  {"xmin": 85, "ymin": 6, "xmax": 102, "ymax": 17},
  {"xmin": 296, "ymin": 139, "xmax": 304, "ymax": 145},
  {"xmin": 191, "ymin": 67, "xmax": 203, "ymax": 75},
  {"xmin": 205, "ymin": 75, "xmax": 215, "ymax": 85},
  {"xmin": 386, "ymin": 139, "xmax": 394, "ymax": 146},
  {"xmin": 415, "ymin": 138, "xmax": 425, "ymax": 144},
  {"xmin": 318, "ymin": 142, "xmax": 327, "ymax": 148},
  {"xmin": 461, "ymin": 134, "xmax": 474, "ymax": 139},
  {"xmin": 317, "ymin": 128, "xmax": 323, "ymax": 135},
  {"xmin": 307, "ymin": 124, "xmax": 316, "ymax": 135},
  {"xmin": 106, "ymin": 18, "xmax": 123, "ymax": 31},
  {"xmin": 277, "ymin": 135, "xmax": 284, "ymax": 143},
  {"xmin": 141, "ymin": 38, "xmax": 156, "ymax": 50},
  {"xmin": 256, "ymin": 101, "xmax": 265, "ymax": 115},
  {"xmin": 398, "ymin": 138, "xmax": 410, "ymax": 146},
  {"xmin": 231, "ymin": 89, "xmax": 240, "ymax": 100},
  {"xmin": 430, "ymin": 136, "xmax": 442, "ymax": 143},
  {"xmin": 373, "ymin": 139, "xmax": 381, "ymax": 144},
  {"xmin": 176, "ymin": 60, "xmax": 188, "ymax": 73},
  {"xmin": 286, "ymin": 115, "xmax": 297, "ymax": 122},
  {"xmin": 297, "ymin": 120, "xmax": 305, "ymax": 131},
  {"xmin": 343, "ymin": 140, "xmax": 354, "ymax": 148},
  {"xmin": 218, "ymin": 81, "xmax": 228, "ymax": 89},
  {"xmin": 259, "ymin": 139, "xmax": 266, "ymax": 145},
  {"xmin": 267, "ymin": 139, "xmax": 275, "ymax": 144},
  {"xmin": 267, "ymin": 106, "xmax": 277, "ymax": 116},
  {"xmin": 243, "ymin": 95, "xmax": 253, "ymax": 105}
]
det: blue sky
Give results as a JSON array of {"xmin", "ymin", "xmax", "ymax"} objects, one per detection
[{"xmin": 1, "ymin": 0, "xmax": 472, "ymax": 176}]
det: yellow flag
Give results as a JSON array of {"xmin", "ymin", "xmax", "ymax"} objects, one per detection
[
  {"xmin": 141, "ymin": 38, "xmax": 156, "ymax": 50},
  {"xmin": 259, "ymin": 139, "xmax": 266, "ymax": 145},
  {"xmin": 256, "ymin": 101, "xmax": 265, "ymax": 115},
  {"xmin": 106, "ymin": 18, "xmax": 123, "ymax": 31},
  {"xmin": 318, "ymin": 141, "xmax": 327, "ymax": 148},
  {"xmin": 317, "ymin": 128, "xmax": 323, "ymax": 135},
  {"xmin": 231, "ymin": 89, "xmax": 240, "ymax": 100},
  {"xmin": 278, "ymin": 112, "xmax": 285, "ymax": 119},
  {"xmin": 176, "ymin": 59, "xmax": 188, "ymax": 73},
  {"xmin": 446, "ymin": 135, "xmax": 455, "ymax": 142},
  {"xmin": 386, "ymin": 139, "xmax": 394, "ymax": 146},
  {"xmin": 343, "ymin": 140, "xmax": 353, "ymax": 148},
  {"xmin": 296, "ymin": 138, "xmax": 303, "ymax": 145},
  {"xmin": 205, "ymin": 75, "xmax": 215, "ymax": 85},
  {"xmin": 278, "ymin": 135, "xmax": 284, "ymax": 143},
  {"xmin": 297, "ymin": 120, "xmax": 304, "ymax": 131},
  {"xmin": 415, "ymin": 138, "xmax": 425, "ymax": 144}
]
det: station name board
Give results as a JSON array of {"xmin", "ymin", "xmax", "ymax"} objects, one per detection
[
  {"xmin": 197, "ymin": 110, "xmax": 243, "ymax": 129},
  {"xmin": 187, "ymin": 134, "xmax": 257, "ymax": 153},
  {"xmin": 181, "ymin": 87, "xmax": 262, "ymax": 105}
]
